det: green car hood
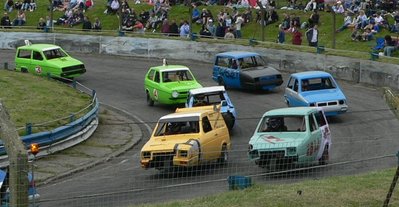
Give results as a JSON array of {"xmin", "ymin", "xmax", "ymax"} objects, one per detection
[
  {"xmin": 47, "ymin": 56, "xmax": 83, "ymax": 67},
  {"xmin": 249, "ymin": 133, "xmax": 304, "ymax": 150},
  {"xmin": 163, "ymin": 81, "xmax": 202, "ymax": 91}
]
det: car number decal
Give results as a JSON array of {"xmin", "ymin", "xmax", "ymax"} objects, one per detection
[
  {"xmin": 307, "ymin": 141, "xmax": 320, "ymax": 156},
  {"xmin": 153, "ymin": 89, "xmax": 158, "ymax": 100},
  {"xmin": 35, "ymin": 66, "xmax": 42, "ymax": 74},
  {"xmin": 262, "ymin": 135, "xmax": 283, "ymax": 144}
]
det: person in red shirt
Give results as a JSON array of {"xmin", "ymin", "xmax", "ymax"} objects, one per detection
[
  {"xmin": 292, "ymin": 26, "xmax": 302, "ymax": 45},
  {"xmin": 133, "ymin": 20, "xmax": 144, "ymax": 33}
]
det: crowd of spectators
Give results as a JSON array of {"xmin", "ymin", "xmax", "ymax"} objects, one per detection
[{"xmin": 1, "ymin": 0, "xmax": 398, "ymax": 56}]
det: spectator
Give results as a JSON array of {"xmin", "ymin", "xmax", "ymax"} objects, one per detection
[
  {"xmin": 200, "ymin": 8, "xmax": 212, "ymax": 26},
  {"xmin": 206, "ymin": 18, "xmax": 216, "ymax": 37},
  {"xmin": 224, "ymin": 27, "xmax": 235, "ymax": 39},
  {"xmin": 242, "ymin": 7, "xmax": 252, "ymax": 23},
  {"xmin": 37, "ymin": 17, "xmax": 46, "ymax": 29},
  {"xmin": 92, "ymin": 17, "xmax": 101, "ymax": 31},
  {"xmin": 29, "ymin": 0, "xmax": 36, "ymax": 11},
  {"xmin": 145, "ymin": 12, "xmax": 160, "ymax": 32},
  {"xmin": 304, "ymin": 0, "xmax": 317, "ymax": 12},
  {"xmin": 292, "ymin": 26, "xmax": 302, "ymax": 45},
  {"xmin": 192, "ymin": 4, "xmax": 200, "ymax": 23},
  {"xmin": 21, "ymin": 0, "xmax": 31, "ymax": 11},
  {"xmin": 308, "ymin": 10, "xmax": 319, "ymax": 28},
  {"xmin": 355, "ymin": 10, "xmax": 368, "ymax": 29},
  {"xmin": 277, "ymin": 24, "xmax": 285, "ymax": 44},
  {"xmin": 110, "ymin": 0, "xmax": 120, "ymax": 14},
  {"xmin": 199, "ymin": 24, "xmax": 212, "ymax": 37},
  {"xmin": 82, "ymin": 16, "xmax": 92, "ymax": 31},
  {"xmin": 13, "ymin": 10, "xmax": 26, "ymax": 26},
  {"xmin": 161, "ymin": 18, "xmax": 170, "ymax": 34},
  {"xmin": 383, "ymin": 35, "xmax": 397, "ymax": 56},
  {"xmin": 1, "ymin": 12, "xmax": 11, "ymax": 28},
  {"xmin": 179, "ymin": 20, "xmax": 190, "ymax": 37},
  {"xmin": 45, "ymin": 16, "xmax": 52, "ymax": 29},
  {"xmin": 14, "ymin": 0, "xmax": 22, "ymax": 10},
  {"xmin": 281, "ymin": 13, "xmax": 290, "ymax": 30},
  {"xmin": 336, "ymin": 11, "xmax": 352, "ymax": 32},
  {"xmin": 133, "ymin": 20, "xmax": 145, "ymax": 33},
  {"xmin": 306, "ymin": 24, "xmax": 318, "ymax": 47},
  {"xmin": 85, "ymin": 0, "xmax": 94, "ymax": 9},
  {"xmin": 225, "ymin": 14, "xmax": 232, "ymax": 28},
  {"xmin": 391, "ymin": 10, "xmax": 399, "ymax": 32},
  {"xmin": 169, "ymin": 19, "xmax": 179, "ymax": 36},
  {"xmin": 235, "ymin": 14, "xmax": 244, "ymax": 38},
  {"xmin": 4, "ymin": 0, "xmax": 14, "ymax": 13},
  {"xmin": 360, "ymin": 27, "xmax": 373, "ymax": 41},
  {"xmin": 215, "ymin": 18, "xmax": 225, "ymax": 38},
  {"xmin": 332, "ymin": 1, "xmax": 345, "ymax": 14}
]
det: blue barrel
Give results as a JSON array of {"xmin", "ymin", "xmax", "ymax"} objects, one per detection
[{"xmin": 227, "ymin": 175, "xmax": 252, "ymax": 190}]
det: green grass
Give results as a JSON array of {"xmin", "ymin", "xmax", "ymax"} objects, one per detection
[
  {"xmin": 0, "ymin": 70, "xmax": 92, "ymax": 134},
  {"xmin": 4, "ymin": 0, "xmax": 399, "ymax": 60},
  {"xmin": 134, "ymin": 168, "xmax": 399, "ymax": 207}
]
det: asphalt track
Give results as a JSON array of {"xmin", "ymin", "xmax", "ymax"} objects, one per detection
[{"xmin": 2, "ymin": 50, "xmax": 399, "ymax": 207}]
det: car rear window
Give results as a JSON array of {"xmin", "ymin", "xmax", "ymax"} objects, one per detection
[{"xmin": 17, "ymin": 49, "xmax": 31, "ymax": 59}]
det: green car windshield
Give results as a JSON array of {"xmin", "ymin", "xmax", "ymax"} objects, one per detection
[
  {"xmin": 162, "ymin": 70, "xmax": 193, "ymax": 83},
  {"xmin": 155, "ymin": 116, "xmax": 200, "ymax": 136},
  {"xmin": 43, "ymin": 48, "xmax": 68, "ymax": 60},
  {"xmin": 257, "ymin": 115, "xmax": 306, "ymax": 133}
]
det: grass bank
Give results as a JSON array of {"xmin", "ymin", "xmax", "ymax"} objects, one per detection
[
  {"xmin": 0, "ymin": 69, "xmax": 92, "ymax": 134},
  {"xmin": 135, "ymin": 168, "xmax": 399, "ymax": 207}
]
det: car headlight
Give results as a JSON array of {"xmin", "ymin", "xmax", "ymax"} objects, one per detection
[
  {"xmin": 286, "ymin": 147, "xmax": 296, "ymax": 156},
  {"xmin": 179, "ymin": 150, "xmax": 188, "ymax": 157},
  {"xmin": 142, "ymin": 151, "xmax": 151, "ymax": 159},
  {"xmin": 339, "ymin": 100, "xmax": 345, "ymax": 105},
  {"xmin": 248, "ymin": 144, "xmax": 253, "ymax": 151},
  {"xmin": 172, "ymin": 91, "xmax": 179, "ymax": 98}
]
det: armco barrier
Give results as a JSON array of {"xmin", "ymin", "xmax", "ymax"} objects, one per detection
[
  {"xmin": 0, "ymin": 78, "xmax": 99, "ymax": 165},
  {"xmin": 0, "ymin": 32, "xmax": 397, "ymax": 90}
]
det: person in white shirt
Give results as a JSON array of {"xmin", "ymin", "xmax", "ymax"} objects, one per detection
[
  {"xmin": 235, "ymin": 14, "xmax": 244, "ymax": 38},
  {"xmin": 305, "ymin": 24, "xmax": 318, "ymax": 47}
]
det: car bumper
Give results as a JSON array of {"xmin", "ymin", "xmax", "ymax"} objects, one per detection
[
  {"xmin": 61, "ymin": 68, "xmax": 86, "ymax": 78},
  {"xmin": 243, "ymin": 79, "xmax": 284, "ymax": 90},
  {"xmin": 319, "ymin": 104, "xmax": 348, "ymax": 116}
]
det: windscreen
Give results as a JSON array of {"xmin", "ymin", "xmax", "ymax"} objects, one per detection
[
  {"xmin": 162, "ymin": 70, "xmax": 193, "ymax": 82},
  {"xmin": 43, "ymin": 48, "xmax": 68, "ymax": 60},
  {"xmin": 257, "ymin": 115, "xmax": 306, "ymax": 132},
  {"xmin": 155, "ymin": 116, "xmax": 200, "ymax": 136},
  {"xmin": 301, "ymin": 77, "xmax": 336, "ymax": 91}
]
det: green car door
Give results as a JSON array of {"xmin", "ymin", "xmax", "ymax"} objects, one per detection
[{"xmin": 15, "ymin": 49, "xmax": 32, "ymax": 72}]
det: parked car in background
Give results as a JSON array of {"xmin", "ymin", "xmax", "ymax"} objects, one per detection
[
  {"xmin": 15, "ymin": 41, "xmax": 86, "ymax": 79},
  {"xmin": 186, "ymin": 86, "xmax": 237, "ymax": 130},
  {"xmin": 284, "ymin": 71, "xmax": 348, "ymax": 116},
  {"xmin": 140, "ymin": 106, "xmax": 231, "ymax": 170},
  {"xmin": 248, "ymin": 107, "xmax": 331, "ymax": 170},
  {"xmin": 212, "ymin": 51, "xmax": 283, "ymax": 91},
  {"xmin": 144, "ymin": 61, "xmax": 202, "ymax": 106},
  {"xmin": 0, "ymin": 168, "xmax": 40, "ymax": 207}
]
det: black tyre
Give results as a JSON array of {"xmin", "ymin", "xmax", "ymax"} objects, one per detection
[
  {"xmin": 218, "ymin": 145, "xmax": 228, "ymax": 165},
  {"xmin": 222, "ymin": 113, "xmax": 235, "ymax": 131},
  {"xmin": 319, "ymin": 145, "xmax": 329, "ymax": 165},
  {"xmin": 146, "ymin": 91, "xmax": 154, "ymax": 106},
  {"xmin": 21, "ymin": 68, "xmax": 28, "ymax": 73}
]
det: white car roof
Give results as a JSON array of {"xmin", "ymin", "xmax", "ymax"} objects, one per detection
[
  {"xmin": 160, "ymin": 112, "xmax": 201, "ymax": 120},
  {"xmin": 42, "ymin": 46, "xmax": 61, "ymax": 51},
  {"xmin": 159, "ymin": 68, "xmax": 189, "ymax": 72},
  {"xmin": 189, "ymin": 86, "xmax": 225, "ymax": 95}
]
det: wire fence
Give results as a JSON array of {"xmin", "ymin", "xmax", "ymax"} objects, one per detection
[{"xmin": 25, "ymin": 143, "xmax": 399, "ymax": 207}]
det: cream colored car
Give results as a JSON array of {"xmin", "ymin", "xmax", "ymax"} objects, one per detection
[{"xmin": 140, "ymin": 106, "xmax": 231, "ymax": 170}]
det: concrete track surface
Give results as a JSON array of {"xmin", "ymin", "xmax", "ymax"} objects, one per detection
[{"xmin": 1, "ymin": 50, "xmax": 399, "ymax": 207}]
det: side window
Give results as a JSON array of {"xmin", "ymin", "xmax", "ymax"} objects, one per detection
[
  {"xmin": 147, "ymin": 69, "xmax": 155, "ymax": 81},
  {"xmin": 309, "ymin": 114, "xmax": 317, "ymax": 132},
  {"xmin": 32, "ymin": 51, "xmax": 43, "ymax": 61},
  {"xmin": 216, "ymin": 57, "xmax": 229, "ymax": 67},
  {"xmin": 315, "ymin": 111, "xmax": 327, "ymax": 127},
  {"xmin": 154, "ymin": 71, "xmax": 160, "ymax": 83},
  {"xmin": 17, "ymin": 49, "xmax": 31, "ymax": 59},
  {"xmin": 287, "ymin": 77, "xmax": 294, "ymax": 89},
  {"xmin": 202, "ymin": 116, "xmax": 212, "ymax": 133},
  {"xmin": 293, "ymin": 79, "xmax": 299, "ymax": 92}
]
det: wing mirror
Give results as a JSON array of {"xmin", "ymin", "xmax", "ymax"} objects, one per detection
[{"xmin": 221, "ymin": 100, "xmax": 228, "ymax": 107}]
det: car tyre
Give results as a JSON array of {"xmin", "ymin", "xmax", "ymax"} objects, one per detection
[
  {"xmin": 319, "ymin": 145, "xmax": 329, "ymax": 165},
  {"xmin": 222, "ymin": 112, "xmax": 235, "ymax": 131},
  {"xmin": 146, "ymin": 91, "xmax": 154, "ymax": 106},
  {"xmin": 218, "ymin": 145, "xmax": 228, "ymax": 165},
  {"xmin": 21, "ymin": 68, "xmax": 28, "ymax": 73}
]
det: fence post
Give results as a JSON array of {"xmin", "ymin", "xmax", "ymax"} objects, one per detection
[
  {"xmin": 25, "ymin": 123, "xmax": 32, "ymax": 135},
  {"xmin": 72, "ymin": 79, "xmax": 77, "ymax": 89},
  {"xmin": 383, "ymin": 151, "xmax": 399, "ymax": 207},
  {"xmin": 92, "ymin": 89, "xmax": 96, "ymax": 97},
  {"xmin": 69, "ymin": 114, "xmax": 75, "ymax": 123}
]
